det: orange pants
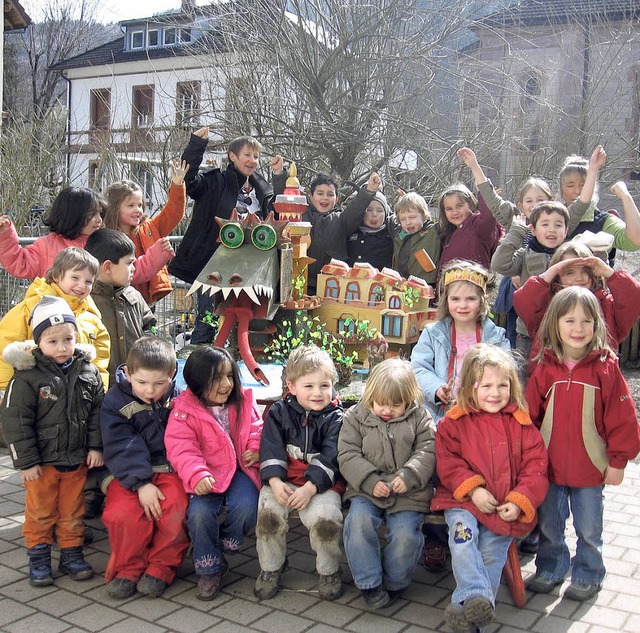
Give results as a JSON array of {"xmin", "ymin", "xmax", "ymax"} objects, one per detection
[{"xmin": 23, "ymin": 464, "xmax": 87, "ymax": 548}]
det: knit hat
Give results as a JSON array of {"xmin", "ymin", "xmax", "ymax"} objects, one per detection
[
  {"xmin": 361, "ymin": 191, "xmax": 391, "ymax": 234},
  {"xmin": 30, "ymin": 296, "xmax": 77, "ymax": 343}
]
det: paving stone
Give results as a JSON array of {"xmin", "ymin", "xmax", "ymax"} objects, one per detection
[
  {"xmin": 249, "ymin": 610, "xmax": 314, "ymax": 633},
  {"xmin": 3, "ymin": 611, "xmax": 72, "ymax": 633},
  {"xmin": 156, "ymin": 607, "xmax": 221, "ymax": 633},
  {"xmin": 62, "ymin": 602, "xmax": 128, "ymax": 631},
  {"xmin": 99, "ymin": 617, "xmax": 169, "ymax": 633},
  {"xmin": 27, "ymin": 589, "xmax": 92, "ymax": 617},
  {"xmin": 532, "ymin": 615, "xmax": 590, "ymax": 632},
  {"xmin": 0, "ymin": 598, "xmax": 36, "ymax": 626},
  {"xmin": 209, "ymin": 596, "xmax": 274, "ymax": 625}
]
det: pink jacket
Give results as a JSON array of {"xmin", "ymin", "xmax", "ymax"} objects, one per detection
[
  {"xmin": 0, "ymin": 223, "xmax": 170, "ymax": 284},
  {"xmin": 165, "ymin": 387, "xmax": 263, "ymax": 493}
]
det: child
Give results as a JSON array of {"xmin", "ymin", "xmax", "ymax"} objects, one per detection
[
  {"xmin": 104, "ymin": 159, "xmax": 188, "ymax": 305},
  {"xmin": 100, "ymin": 336, "xmax": 188, "ymax": 600},
  {"xmin": 1, "ymin": 296, "xmax": 104, "ymax": 587},
  {"xmin": 526, "ymin": 287, "xmax": 640, "ymax": 602},
  {"xmin": 0, "ymin": 186, "xmax": 104, "ymax": 279},
  {"xmin": 84, "ymin": 229, "xmax": 156, "ymax": 387},
  {"xmin": 0, "ymin": 247, "xmax": 110, "ymax": 390},
  {"xmin": 272, "ymin": 168, "xmax": 381, "ymax": 293},
  {"xmin": 165, "ymin": 347, "xmax": 263, "ymax": 601},
  {"xmin": 347, "ymin": 191, "xmax": 394, "ymax": 271},
  {"xmin": 392, "ymin": 192, "xmax": 441, "ymax": 286},
  {"xmin": 254, "ymin": 345, "xmax": 344, "ymax": 601},
  {"xmin": 338, "ymin": 359, "xmax": 436, "ymax": 609},
  {"xmin": 432, "ymin": 344, "xmax": 548, "ymax": 632}
]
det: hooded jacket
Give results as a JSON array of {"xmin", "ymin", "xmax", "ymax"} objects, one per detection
[
  {"xmin": 1, "ymin": 342, "xmax": 103, "ymax": 470},
  {"xmin": 347, "ymin": 191, "xmax": 394, "ymax": 271},
  {"xmin": 166, "ymin": 386, "xmax": 263, "ymax": 493},
  {"xmin": 431, "ymin": 403, "xmax": 548, "ymax": 537},
  {"xmin": 392, "ymin": 217, "xmax": 442, "ymax": 285},
  {"xmin": 338, "ymin": 400, "xmax": 436, "ymax": 513}
]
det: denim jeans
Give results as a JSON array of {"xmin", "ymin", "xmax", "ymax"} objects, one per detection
[
  {"xmin": 535, "ymin": 483, "xmax": 605, "ymax": 585},
  {"xmin": 343, "ymin": 497, "xmax": 424, "ymax": 591},
  {"xmin": 190, "ymin": 289, "xmax": 216, "ymax": 345},
  {"xmin": 445, "ymin": 508, "xmax": 511, "ymax": 605},
  {"xmin": 187, "ymin": 470, "xmax": 258, "ymax": 576}
]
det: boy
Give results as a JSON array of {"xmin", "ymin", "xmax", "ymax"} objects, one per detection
[
  {"xmin": 1, "ymin": 296, "xmax": 104, "ymax": 586},
  {"xmin": 84, "ymin": 229, "xmax": 156, "ymax": 387},
  {"xmin": 100, "ymin": 337, "xmax": 187, "ymax": 599},
  {"xmin": 255, "ymin": 345, "xmax": 344, "ymax": 601},
  {"xmin": 272, "ymin": 167, "xmax": 381, "ymax": 294},
  {"xmin": 393, "ymin": 192, "xmax": 441, "ymax": 286}
]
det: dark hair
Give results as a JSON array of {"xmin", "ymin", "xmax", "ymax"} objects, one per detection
[
  {"xmin": 126, "ymin": 336, "xmax": 176, "ymax": 375},
  {"xmin": 84, "ymin": 228, "xmax": 135, "ymax": 265},
  {"xmin": 183, "ymin": 346, "xmax": 242, "ymax": 408},
  {"xmin": 309, "ymin": 173, "xmax": 340, "ymax": 195},
  {"xmin": 43, "ymin": 187, "xmax": 105, "ymax": 239},
  {"xmin": 529, "ymin": 201, "xmax": 570, "ymax": 228}
]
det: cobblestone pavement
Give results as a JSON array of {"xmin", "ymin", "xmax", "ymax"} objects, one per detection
[{"xmin": 1, "ymin": 449, "xmax": 639, "ymax": 633}]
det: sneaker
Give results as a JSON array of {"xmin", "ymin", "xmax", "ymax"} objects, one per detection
[
  {"xmin": 318, "ymin": 571, "xmax": 342, "ymax": 600},
  {"xmin": 195, "ymin": 563, "xmax": 228, "ymax": 601},
  {"xmin": 108, "ymin": 577, "xmax": 137, "ymax": 599},
  {"xmin": 254, "ymin": 559, "xmax": 288, "ymax": 600},
  {"xmin": 564, "ymin": 582, "xmax": 602, "ymax": 601},
  {"xmin": 27, "ymin": 544, "xmax": 53, "ymax": 587},
  {"xmin": 527, "ymin": 575, "xmax": 562, "ymax": 594},
  {"xmin": 137, "ymin": 573, "xmax": 168, "ymax": 598},
  {"xmin": 444, "ymin": 603, "xmax": 473, "ymax": 633},
  {"xmin": 463, "ymin": 595, "xmax": 495, "ymax": 627},
  {"xmin": 58, "ymin": 546, "xmax": 93, "ymax": 581},
  {"xmin": 362, "ymin": 585, "xmax": 390, "ymax": 610},
  {"xmin": 386, "ymin": 587, "xmax": 407, "ymax": 606},
  {"xmin": 519, "ymin": 528, "xmax": 539, "ymax": 554},
  {"xmin": 423, "ymin": 540, "xmax": 447, "ymax": 572}
]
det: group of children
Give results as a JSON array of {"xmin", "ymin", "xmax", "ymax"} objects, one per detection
[{"xmin": 1, "ymin": 128, "xmax": 640, "ymax": 633}]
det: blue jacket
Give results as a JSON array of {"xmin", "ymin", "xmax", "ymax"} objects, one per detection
[
  {"xmin": 410, "ymin": 317, "xmax": 510, "ymax": 426},
  {"xmin": 100, "ymin": 365, "xmax": 181, "ymax": 491}
]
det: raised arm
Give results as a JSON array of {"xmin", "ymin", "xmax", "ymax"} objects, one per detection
[
  {"xmin": 181, "ymin": 128, "xmax": 210, "ymax": 200},
  {"xmin": 611, "ymin": 181, "xmax": 640, "ymax": 248},
  {"xmin": 338, "ymin": 172, "xmax": 380, "ymax": 235}
]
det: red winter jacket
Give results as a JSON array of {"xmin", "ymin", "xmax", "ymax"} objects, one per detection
[
  {"xmin": 431, "ymin": 403, "xmax": 548, "ymax": 537},
  {"xmin": 526, "ymin": 349, "xmax": 640, "ymax": 487}
]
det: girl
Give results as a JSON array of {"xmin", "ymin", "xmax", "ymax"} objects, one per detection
[
  {"xmin": 526, "ymin": 287, "xmax": 640, "ymax": 602},
  {"xmin": 104, "ymin": 159, "xmax": 188, "ymax": 305},
  {"xmin": 436, "ymin": 182, "xmax": 501, "ymax": 273},
  {"xmin": 432, "ymin": 344, "xmax": 548, "ymax": 632},
  {"xmin": 0, "ymin": 187, "xmax": 104, "ymax": 279},
  {"xmin": 347, "ymin": 191, "xmax": 394, "ymax": 271},
  {"xmin": 165, "ymin": 346, "xmax": 262, "ymax": 602},
  {"xmin": 338, "ymin": 359, "xmax": 436, "ymax": 610}
]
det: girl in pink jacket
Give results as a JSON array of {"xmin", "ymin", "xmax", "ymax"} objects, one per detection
[{"xmin": 165, "ymin": 346, "xmax": 262, "ymax": 602}]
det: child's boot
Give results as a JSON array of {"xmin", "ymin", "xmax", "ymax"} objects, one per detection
[
  {"xmin": 27, "ymin": 544, "xmax": 53, "ymax": 587},
  {"xmin": 58, "ymin": 546, "xmax": 93, "ymax": 580}
]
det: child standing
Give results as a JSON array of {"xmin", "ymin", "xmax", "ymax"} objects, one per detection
[
  {"xmin": 526, "ymin": 287, "xmax": 640, "ymax": 601},
  {"xmin": 1, "ymin": 296, "xmax": 104, "ymax": 587},
  {"xmin": 100, "ymin": 337, "xmax": 188, "ymax": 600},
  {"xmin": 338, "ymin": 359, "xmax": 436, "ymax": 609},
  {"xmin": 165, "ymin": 347, "xmax": 263, "ymax": 601},
  {"xmin": 432, "ymin": 344, "xmax": 548, "ymax": 632},
  {"xmin": 254, "ymin": 345, "xmax": 344, "ymax": 601},
  {"xmin": 347, "ymin": 191, "xmax": 394, "ymax": 271}
]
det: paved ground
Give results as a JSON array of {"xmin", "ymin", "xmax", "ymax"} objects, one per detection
[{"xmin": 1, "ymin": 450, "xmax": 640, "ymax": 632}]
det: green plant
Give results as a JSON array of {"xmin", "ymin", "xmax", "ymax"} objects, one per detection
[
  {"xmin": 401, "ymin": 285, "xmax": 421, "ymax": 308},
  {"xmin": 339, "ymin": 317, "xmax": 378, "ymax": 345},
  {"xmin": 292, "ymin": 266, "xmax": 307, "ymax": 300}
]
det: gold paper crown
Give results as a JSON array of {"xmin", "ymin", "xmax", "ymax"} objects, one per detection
[
  {"xmin": 443, "ymin": 268, "xmax": 487, "ymax": 291},
  {"xmin": 285, "ymin": 162, "xmax": 300, "ymax": 188}
]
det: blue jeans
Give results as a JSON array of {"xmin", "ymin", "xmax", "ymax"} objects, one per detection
[
  {"xmin": 190, "ymin": 289, "xmax": 216, "ymax": 345},
  {"xmin": 445, "ymin": 508, "xmax": 511, "ymax": 605},
  {"xmin": 187, "ymin": 469, "xmax": 258, "ymax": 575},
  {"xmin": 535, "ymin": 483, "xmax": 605, "ymax": 585},
  {"xmin": 343, "ymin": 497, "xmax": 424, "ymax": 591}
]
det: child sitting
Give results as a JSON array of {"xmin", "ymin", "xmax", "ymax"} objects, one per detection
[
  {"xmin": 1, "ymin": 296, "xmax": 104, "ymax": 587},
  {"xmin": 338, "ymin": 358, "xmax": 436, "ymax": 610},
  {"xmin": 254, "ymin": 345, "xmax": 344, "ymax": 601},
  {"xmin": 347, "ymin": 191, "xmax": 394, "ymax": 271},
  {"xmin": 100, "ymin": 337, "xmax": 188, "ymax": 600}
]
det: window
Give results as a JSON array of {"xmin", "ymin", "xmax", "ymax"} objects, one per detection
[
  {"xmin": 345, "ymin": 282, "xmax": 360, "ymax": 303},
  {"xmin": 131, "ymin": 164, "xmax": 153, "ymax": 201},
  {"xmin": 180, "ymin": 28, "xmax": 192, "ymax": 43},
  {"xmin": 382, "ymin": 315, "xmax": 403, "ymax": 338},
  {"xmin": 521, "ymin": 75, "xmax": 542, "ymax": 151},
  {"xmin": 176, "ymin": 81, "xmax": 201, "ymax": 129},
  {"xmin": 88, "ymin": 161, "xmax": 105, "ymax": 191},
  {"xmin": 148, "ymin": 29, "xmax": 159, "ymax": 47},
  {"xmin": 324, "ymin": 278, "xmax": 339, "ymax": 299},
  {"xmin": 368, "ymin": 284, "xmax": 384, "ymax": 307},
  {"xmin": 164, "ymin": 28, "xmax": 176, "ymax": 45},
  {"xmin": 461, "ymin": 80, "xmax": 480, "ymax": 135},
  {"xmin": 132, "ymin": 85, "xmax": 154, "ymax": 128},
  {"xmin": 389, "ymin": 295, "xmax": 401, "ymax": 310},
  {"xmin": 338, "ymin": 318, "xmax": 355, "ymax": 335},
  {"xmin": 89, "ymin": 88, "xmax": 110, "ymax": 138},
  {"xmin": 131, "ymin": 30, "xmax": 144, "ymax": 49}
]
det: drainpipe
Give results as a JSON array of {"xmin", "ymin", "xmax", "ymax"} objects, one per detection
[{"xmin": 61, "ymin": 72, "xmax": 72, "ymax": 182}]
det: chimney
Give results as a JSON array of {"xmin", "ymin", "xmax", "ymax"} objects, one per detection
[{"xmin": 182, "ymin": 0, "xmax": 196, "ymax": 12}]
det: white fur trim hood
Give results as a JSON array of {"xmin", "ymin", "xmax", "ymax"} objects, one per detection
[{"xmin": 2, "ymin": 340, "xmax": 97, "ymax": 371}]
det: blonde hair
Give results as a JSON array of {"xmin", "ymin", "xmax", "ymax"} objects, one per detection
[
  {"xmin": 104, "ymin": 180, "xmax": 146, "ymax": 235},
  {"xmin": 517, "ymin": 177, "xmax": 553, "ymax": 206},
  {"xmin": 535, "ymin": 286, "xmax": 612, "ymax": 362},
  {"xmin": 548, "ymin": 241, "xmax": 601, "ymax": 290},
  {"xmin": 285, "ymin": 345, "xmax": 337, "ymax": 383},
  {"xmin": 45, "ymin": 247, "xmax": 99, "ymax": 284},
  {"xmin": 436, "ymin": 259, "xmax": 490, "ymax": 321},
  {"xmin": 362, "ymin": 358, "xmax": 423, "ymax": 410},
  {"xmin": 437, "ymin": 183, "xmax": 477, "ymax": 240},
  {"xmin": 456, "ymin": 344, "xmax": 526, "ymax": 412},
  {"xmin": 396, "ymin": 192, "xmax": 429, "ymax": 220}
]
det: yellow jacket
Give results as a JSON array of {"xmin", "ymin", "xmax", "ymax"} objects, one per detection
[{"xmin": 0, "ymin": 278, "xmax": 110, "ymax": 390}]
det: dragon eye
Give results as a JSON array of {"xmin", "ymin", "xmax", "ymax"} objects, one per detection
[
  {"xmin": 251, "ymin": 224, "xmax": 277, "ymax": 250},
  {"xmin": 220, "ymin": 223, "xmax": 244, "ymax": 248}
]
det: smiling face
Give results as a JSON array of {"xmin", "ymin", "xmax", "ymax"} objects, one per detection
[
  {"xmin": 204, "ymin": 359, "xmax": 235, "ymax": 406},
  {"xmin": 442, "ymin": 193, "xmax": 473, "ymax": 228},
  {"xmin": 118, "ymin": 191, "xmax": 144, "ymax": 233},
  {"xmin": 558, "ymin": 256, "xmax": 594, "ymax": 290},
  {"xmin": 475, "ymin": 365, "xmax": 510, "ymax": 413},
  {"xmin": 309, "ymin": 183, "xmax": 338, "ymax": 214},
  {"xmin": 558, "ymin": 303, "xmax": 594, "ymax": 361},
  {"xmin": 531, "ymin": 211, "xmax": 568, "ymax": 249},
  {"xmin": 364, "ymin": 200, "xmax": 386, "ymax": 229},
  {"xmin": 397, "ymin": 207, "xmax": 424, "ymax": 234},
  {"xmin": 229, "ymin": 144, "xmax": 260, "ymax": 179},
  {"xmin": 446, "ymin": 281, "xmax": 482, "ymax": 329},
  {"xmin": 38, "ymin": 322, "xmax": 76, "ymax": 365},
  {"xmin": 286, "ymin": 369, "xmax": 333, "ymax": 411},
  {"xmin": 372, "ymin": 400, "xmax": 407, "ymax": 422},
  {"xmin": 561, "ymin": 174, "xmax": 585, "ymax": 206},
  {"xmin": 519, "ymin": 185, "xmax": 552, "ymax": 218},
  {"xmin": 54, "ymin": 266, "xmax": 94, "ymax": 300}
]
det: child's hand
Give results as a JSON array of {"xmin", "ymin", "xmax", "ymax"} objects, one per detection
[
  {"xmin": 603, "ymin": 465, "xmax": 625, "ymax": 485},
  {"xmin": 611, "ymin": 181, "xmax": 631, "ymax": 200},
  {"xmin": 137, "ymin": 483, "xmax": 165, "ymax": 520},
  {"xmin": 512, "ymin": 214, "xmax": 528, "ymax": 228},
  {"xmin": 391, "ymin": 475, "xmax": 407, "ymax": 495},
  {"xmin": 372, "ymin": 480, "xmax": 391, "ymax": 498},
  {"xmin": 395, "ymin": 187, "xmax": 407, "ymax": 198},
  {"xmin": 170, "ymin": 159, "xmax": 189, "ymax": 185},
  {"xmin": 496, "ymin": 501, "xmax": 521, "ymax": 522},
  {"xmin": 287, "ymin": 481, "xmax": 316, "ymax": 511},
  {"xmin": 0, "ymin": 216, "xmax": 12, "ymax": 233},
  {"xmin": 21, "ymin": 465, "xmax": 42, "ymax": 482},
  {"xmin": 436, "ymin": 385, "xmax": 452, "ymax": 406},
  {"xmin": 589, "ymin": 145, "xmax": 607, "ymax": 170},
  {"xmin": 366, "ymin": 172, "xmax": 381, "ymax": 193},
  {"xmin": 159, "ymin": 236, "xmax": 175, "ymax": 256},
  {"xmin": 269, "ymin": 477, "xmax": 294, "ymax": 506},
  {"xmin": 457, "ymin": 147, "xmax": 479, "ymax": 169},
  {"xmin": 582, "ymin": 255, "xmax": 613, "ymax": 279},
  {"xmin": 511, "ymin": 275, "xmax": 522, "ymax": 289},
  {"xmin": 269, "ymin": 155, "xmax": 284, "ymax": 175},
  {"xmin": 242, "ymin": 449, "xmax": 259, "ymax": 467},
  {"xmin": 86, "ymin": 450, "xmax": 103, "ymax": 468},
  {"xmin": 470, "ymin": 487, "xmax": 498, "ymax": 513},
  {"xmin": 194, "ymin": 126, "xmax": 209, "ymax": 139},
  {"xmin": 194, "ymin": 476, "xmax": 215, "ymax": 495}
]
